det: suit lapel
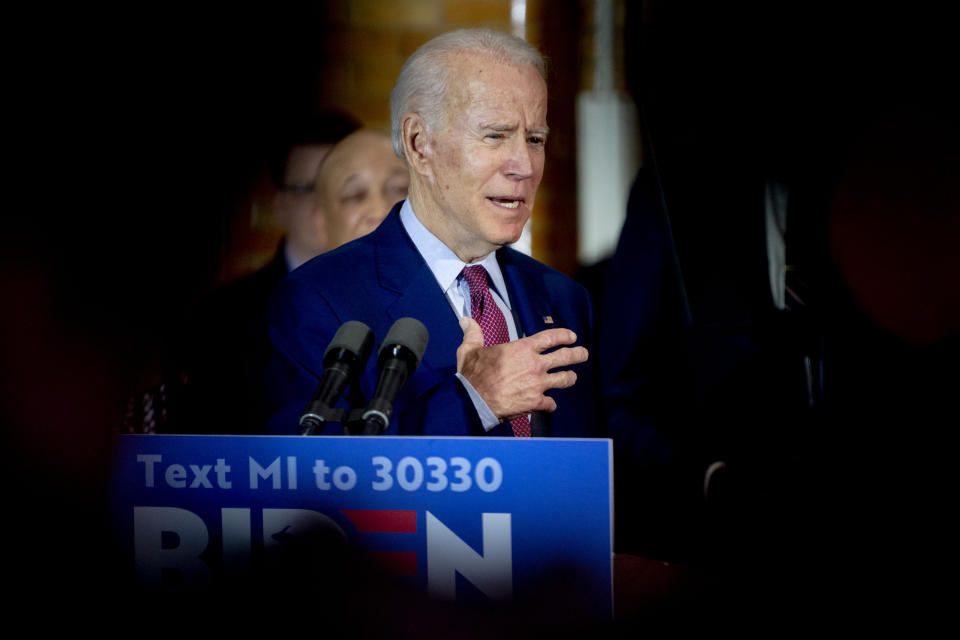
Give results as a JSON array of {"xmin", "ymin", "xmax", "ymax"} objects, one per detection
[
  {"xmin": 374, "ymin": 211, "xmax": 555, "ymax": 354},
  {"xmin": 374, "ymin": 206, "xmax": 463, "ymax": 393},
  {"xmin": 498, "ymin": 249, "xmax": 555, "ymax": 338}
]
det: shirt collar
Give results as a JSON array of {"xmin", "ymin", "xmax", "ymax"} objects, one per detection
[{"xmin": 399, "ymin": 199, "xmax": 511, "ymax": 307}]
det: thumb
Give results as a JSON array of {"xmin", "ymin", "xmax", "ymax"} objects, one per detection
[
  {"xmin": 456, "ymin": 316, "xmax": 485, "ymax": 373},
  {"xmin": 459, "ymin": 316, "xmax": 485, "ymax": 349}
]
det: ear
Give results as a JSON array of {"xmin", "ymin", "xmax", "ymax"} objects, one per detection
[{"xmin": 401, "ymin": 112, "xmax": 433, "ymax": 178}]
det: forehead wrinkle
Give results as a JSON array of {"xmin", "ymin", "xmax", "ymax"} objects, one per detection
[
  {"xmin": 453, "ymin": 58, "xmax": 545, "ymax": 103},
  {"xmin": 436, "ymin": 56, "xmax": 546, "ymax": 138},
  {"xmin": 466, "ymin": 89, "xmax": 548, "ymax": 128}
]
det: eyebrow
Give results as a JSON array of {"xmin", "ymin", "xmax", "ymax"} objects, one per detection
[
  {"xmin": 481, "ymin": 123, "xmax": 550, "ymax": 135},
  {"xmin": 338, "ymin": 174, "xmax": 364, "ymax": 191}
]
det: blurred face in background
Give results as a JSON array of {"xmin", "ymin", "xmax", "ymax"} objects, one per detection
[
  {"xmin": 275, "ymin": 143, "xmax": 333, "ymax": 268},
  {"xmin": 315, "ymin": 129, "xmax": 409, "ymax": 250}
]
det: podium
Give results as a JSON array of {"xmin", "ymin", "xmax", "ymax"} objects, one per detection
[{"xmin": 112, "ymin": 435, "xmax": 613, "ymax": 619}]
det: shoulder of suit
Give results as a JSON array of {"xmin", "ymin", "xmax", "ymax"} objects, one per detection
[
  {"xmin": 499, "ymin": 246, "xmax": 586, "ymax": 291},
  {"xmin": 286, "ymin": 233, "xmax": 378, "ymax": 285}
]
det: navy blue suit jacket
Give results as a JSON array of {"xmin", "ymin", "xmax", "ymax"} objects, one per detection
[{"xmin": 265, "ymin": 202, "xmax": 597, "ymax": 437}]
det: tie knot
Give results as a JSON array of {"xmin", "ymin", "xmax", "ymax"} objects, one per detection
[{"xmin": 461, "ymin": 265, "xmax": 489, "ymax": 294}]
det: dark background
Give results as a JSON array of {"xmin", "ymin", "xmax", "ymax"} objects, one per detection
[{"xmin": 3, "ymin": 0, "xmax": 956, "ymax": 630}]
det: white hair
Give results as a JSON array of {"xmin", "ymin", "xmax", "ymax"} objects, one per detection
[{"xmin": 389, "ymin": 28, "xmax": 546, "ymax": 158}]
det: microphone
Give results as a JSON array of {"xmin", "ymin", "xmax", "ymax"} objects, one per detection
[
  {"xmin": 359, "ymin": 317, "xmax": 428, "ymax": 435},
  {"xmin": 300, "ymin": 320, "xmax": 375, "ymax": 435}
]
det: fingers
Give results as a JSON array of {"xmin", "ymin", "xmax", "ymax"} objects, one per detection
[
  {"xmin": 522, "ymin": 328, "xmax": 578, "ymax": 352},
  {"xmin": 541, "ymin": 345, "xmax": 589, "ymax": 371},
  {"xmin": 544, "ymin": 369, "xmax": 578, "ymax": 391},
  {"xmin": 541, "ymin": 396, "xmax": 558, "ymax": 413}
]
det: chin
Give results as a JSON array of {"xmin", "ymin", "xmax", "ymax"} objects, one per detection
[{"xmin": 493, "ymin": 228, "xmax": 525, "ymax": 248}]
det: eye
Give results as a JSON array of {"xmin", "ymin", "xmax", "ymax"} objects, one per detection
[
  {"xmin": 385, "ymin": 180, "xmax": 409, "ymax": 197},
  {"xmin": 485, "ymin": 133, "xmax": 505, "ymax": 141},
  {"xmin": 340, "ymin": 190, "xmax": 366, "ymax": 204},
  {"xmin": 527, "ymin": 134, "xmax": 546, "ymax": 146}
]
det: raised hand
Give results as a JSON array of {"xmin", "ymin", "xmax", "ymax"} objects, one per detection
[{"xmin": 456, "ymin": 316, "xmax": 588, "ymax": 421}]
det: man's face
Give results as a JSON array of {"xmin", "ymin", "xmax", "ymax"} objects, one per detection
[
  {"xmin": 419, "ymin": 52, "xmax": 548, "ymax": 262},
  {"xmin": 276, "ymin": 143, "xmax": 332, "ymax": 259},
  {"xmin": 317, "ymin": 130, "xmax": 409, "ymax": 250}
]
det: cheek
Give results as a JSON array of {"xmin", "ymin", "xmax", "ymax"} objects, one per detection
[
  {"xmin": 435, "ymin": 150, "xmax": 467, "ymax": 192},
  {"xmin": 294, "ymin": 201, "xmax": 316, "ymax": 218},
  {"xmin": 345, "ymin": 203, "xmax": 371, "ymax": 230},
  {"xmin": 469, "ymin": 153, "xmax": 505, "ymax": 189},
  {"xmin": 529, "ymin": 151, "xmax": 546, "ymax": 178},
  {"xmin": 462, "ymin": 151, "xmax": 489, "ymax": 175},
  {"xmin": 328, "ymin": 207, "xmax": 348, "ymax": 232}
]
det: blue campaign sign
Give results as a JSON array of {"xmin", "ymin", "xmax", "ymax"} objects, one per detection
[{"xmin": 111, "ymin": 435, "xmax": 613, "ymax": 617}]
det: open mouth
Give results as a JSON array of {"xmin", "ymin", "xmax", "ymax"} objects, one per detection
[{"xmin": 488, "ymin": 197, "xmax": 523, "ymax": 209}]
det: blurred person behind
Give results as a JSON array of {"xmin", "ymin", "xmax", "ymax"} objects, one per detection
[
  {"xmin": 163, "ymin": 111, "xmax": 361, "ymax": 435},
  {"xmin": 271, "ymin": 113, "xmax": 361, "ymax": 269},
  {"xmin": 314, "ymin": 128, "xmax": 410, "ymax": 251},
  {"xmin": 266, "ymin": 110, "xmax": 364, "ymax": 270}
]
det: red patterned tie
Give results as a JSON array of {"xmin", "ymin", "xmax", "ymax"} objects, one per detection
[{"xmin": 461, "ymin": 265, "xmax": 532, "ymax": 437}]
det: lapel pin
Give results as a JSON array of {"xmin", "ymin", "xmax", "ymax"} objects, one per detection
[{"xmin": 543, "ymin": 315, "xmax": 554, "ymax": 324}]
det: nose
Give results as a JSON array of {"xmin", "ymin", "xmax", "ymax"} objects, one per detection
[{"xmin": 503, "ymin": 136, "xmax": 534, "ymax": 181}]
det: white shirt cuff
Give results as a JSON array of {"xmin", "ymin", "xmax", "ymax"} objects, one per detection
[{"xmin": 455, "ymin": 372, "xmax": 501, "ymax": 431}]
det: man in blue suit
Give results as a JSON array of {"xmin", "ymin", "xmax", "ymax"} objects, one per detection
[{"xmin": 266, "ymin": 29, "xmax": 595, "ymax": 437}]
